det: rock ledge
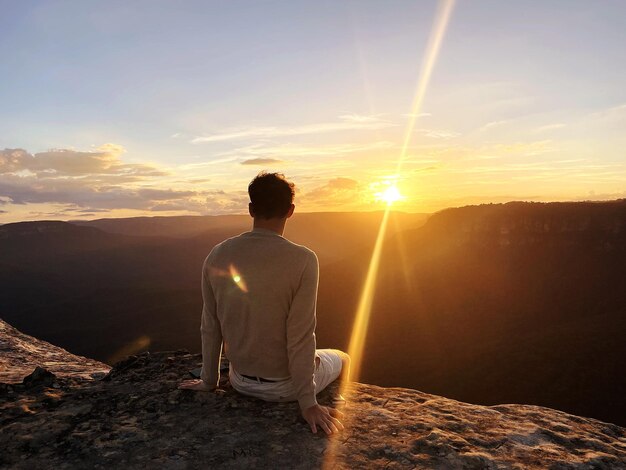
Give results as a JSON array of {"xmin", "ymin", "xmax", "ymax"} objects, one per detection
[{"xmin": 1, "ymin": 348, "xmax": 625, "ymax": 469}]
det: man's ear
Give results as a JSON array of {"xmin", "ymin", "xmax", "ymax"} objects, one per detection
[
  {"xmin": 286, "ymin": 204, "xmax": 295, "ymax": 219},
  {"xmin": 248, "ymin": 203, "xmax": 255, "ymax": 218}
]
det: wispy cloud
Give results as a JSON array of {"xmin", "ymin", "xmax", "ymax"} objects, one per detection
[
  {"xmin": 397, "ymin": 158, "xmax": 440, "ymax": 164},
  {"xmin": 415, "ymin": 128, "xmax": 460, "ymax": 139},
  {"xmin": 588, "ymin": 103, "xmax": 626, "ymax": 120},
  {"xmin": 220, "ymin": 141, "xmax": 395, "ymax": 159},
  {"xmin": 457, "ymin": 140, "xmax": 554, "ymax": 160},
  {"xmin": 177, "ymin": 157, "xmax": 240, "ymax": 170},
  {"xmin": 477, "ymin": 120, "xmax": 509, "ymax": 132},
  {"xmin": 240, "ymin": 158, "xmax": 285, "ymax": 166},
  {"xmin": 445, "ymin": 158, "xmax": 625, "ymax": 183},
  {"xmin": 534, "ymin": 123, "xmax": 566, "ymax": 133},
  {"xmin": 337, "ymin": 113, "xmax": 387, "ymax": 123},
  {"xmin": 190, "ymin": 114, "xmax": 395, "ymax": 143}
]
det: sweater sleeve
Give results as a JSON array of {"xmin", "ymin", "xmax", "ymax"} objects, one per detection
[
  {"xmin": 286, "ymin": 251, "xmax": 319, "ymax": 410},
  {"xmin": 200, "ymin": 255, "xmax": 223, "ymax": 387}
]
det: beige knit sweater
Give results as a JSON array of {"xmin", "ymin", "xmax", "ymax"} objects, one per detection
[{"xmin": 200, "ymin": 227, "xmax": 319, "ymax": 409}]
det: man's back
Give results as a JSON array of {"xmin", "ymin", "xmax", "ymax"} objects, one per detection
[
  {"xmin": 201, "ymin": 227, "xmax": 320, "ymax": 408},
  {"xmin": 182, "ymin": 172, "xmax": 346, "ymax": 434}
]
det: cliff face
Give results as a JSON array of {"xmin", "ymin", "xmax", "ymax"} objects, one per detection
[
  {"xmin": 1, "ymin": 322, "xmax": 625, "ymax": 469},
  {"xmin": 423, "ymin": 200, "xmax": 626, "ymax": 250}
]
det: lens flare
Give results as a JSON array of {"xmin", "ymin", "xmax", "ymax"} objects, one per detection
[
  {"xmin": 324, "ymin": 3, "xmax": 455, "ymax": 465},
  {"xmin": 107, "ymin": 335, "xmax": 151, "ymax": 365},
  {"xmin": 229, "ymin": 264, "xmax": 248, "ymax": 293}
]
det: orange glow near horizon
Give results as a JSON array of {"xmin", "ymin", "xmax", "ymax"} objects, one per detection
[{"xmin": 325, "ymin": 2, "xmax": 455, "ymax": 460}]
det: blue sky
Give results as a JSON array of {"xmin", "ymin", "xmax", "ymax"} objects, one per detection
[{"xmin": 1, "ymin": 0, "xmax": 625, "ymax": 222}]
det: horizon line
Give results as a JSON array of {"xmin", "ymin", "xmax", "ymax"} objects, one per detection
[{"xmin": 2, "ymin": 197, "xmax": 625, "ymax": 226}]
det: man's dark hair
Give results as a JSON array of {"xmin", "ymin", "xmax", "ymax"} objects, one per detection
[{"xmin": 248, "ymin": 172, "xmax": 295, "ymax": 219}]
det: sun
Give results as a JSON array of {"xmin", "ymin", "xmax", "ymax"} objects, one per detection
[{"xmin": 376, "ymin": 184, "xmax": 404, "ymax": 205}]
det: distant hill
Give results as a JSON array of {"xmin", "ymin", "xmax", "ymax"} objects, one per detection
[
  {"xmin": 1, "ymin": 202, "xmax": 625, "ymax": 425},
  {"xmin": 315, "ymin": 200, "xmax": 626, "ymax": 425},
  {"xmin": 73, "ymin": 214, "xmax": 251, "ymax": 239},
  {"xmin": 0, "ymin": 211, "xmax": 428, "ymax": 361},
  {"xmin": 73, "ymin": 211, "xmax": 430, "ymax": 262}
]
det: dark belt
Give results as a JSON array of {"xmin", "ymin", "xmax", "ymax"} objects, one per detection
[{"xmin": 240, "ymin": 374, "xmax": 278, "ymax": 383}]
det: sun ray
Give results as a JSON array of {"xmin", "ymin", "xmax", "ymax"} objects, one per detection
[
  {"xmin": 397, "ymin": 0, "xmax": 456, "ymax": 173},
  {"xmin": 323, "ymin": 2, "xmax": 456, "ymax": 465},
  {"xmin": 345, "ymin": 0, "xmax": 455, "ymax": 386}
]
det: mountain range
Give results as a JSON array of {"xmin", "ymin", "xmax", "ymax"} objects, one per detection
[{"xmin": 1, "ymin": 200, "xmax": 624, "ymax": 425}]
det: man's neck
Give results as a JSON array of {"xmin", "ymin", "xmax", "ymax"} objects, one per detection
[{"xmin": 252, "ymin": 217, "xmax": 287, "ymax": 236}]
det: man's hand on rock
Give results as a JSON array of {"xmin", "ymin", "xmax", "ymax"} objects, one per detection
[
  {"xmin": 302, "ymin": 404, "xmax": 344, "ymax": 435},
  {"xmin": 178, "ymin": 379, "xmax": 217, "ymax": 392}
]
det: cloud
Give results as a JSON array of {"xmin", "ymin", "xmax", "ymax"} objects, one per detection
[
  {"xmin": 186, "ymin": 178, "xmax": 212, "ymax": 184},
  {"xmin": 444, "ymin": 140, "xmax": 554, "ymax": 161},
  {"xmin": 0, "ymin": 145, "xmax": 168, "ymax": 179},
  {"xmin": 136, "ymin": 188, "xmax": 197, "ymax": 201},
  {"xmin": 489, "ymin": 140, "xmax": 553, "ymax": 157},
  {"xmin": 572, "ymin": 190, "xmax": 626, "ymax": 201},
  {"xmin": 202, "ymin": 190, "xmax": 249, "ymax": 214},
  {"xmin": 324, "ymin": 178, "xmax": 358, "ymax": 190},
  {"xmin": 0, "ymin": 149, "xmax": 30, "ymax": 173},
  {"xmin": 477, "ymin": 120, "xmax": 509, "ymax": 132},
  {"xmin": 337, "ymin": 113, "xmax": 387, "ymax": 123},
  {"xmin": 0, "ymin": 172, "xmax": 252, "ymax": 215},
  {"xmin": 581, "ymin": 104, "xmax": 626, "ymax": 132},
  {"xmin": 415, "ymin": 128, "xmax": 460, "ymax": 139},
  {"xmin": 411, "ymin": 165, "xmax": 439, "ymax": 172},
  {"xmin": 0, "ymin": 144, "xmax": 249, "ymax": 216},
  {"xmin": 0, "ymin": 174, "xmax": 195, "ymax": 209},
  {"xmin": 218, "ymin": 141, "xmax": 395, "ymax": 160},
  {"xmin": 301, "ymin": 177, "xmax": 365, "ymax": 207},
  {"xmin": 178, "ymin": 157, "xmax": 240, "ymax": 170},
  {"xmin": 398, "ymin": 158, "xmax": 440, "ymax": 165},
  {"xmin": 191, "ymin": 114, "xmax": 395, "ymax": 143},
  {"xmin": 240, "ymin": 158, "xmax": 285, "ymax": 166},
  {"xmin": 534, "ymin": 123, "xmax": 566, "ymax": 133},
  {"xmin": 588, "ymin": 103, "xmax": 626, "ymax": 120}
]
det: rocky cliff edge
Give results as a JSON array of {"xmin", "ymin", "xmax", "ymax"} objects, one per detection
[{"xmin": 1, "ymin": 321, "xmax": 625, "ymax": 469}]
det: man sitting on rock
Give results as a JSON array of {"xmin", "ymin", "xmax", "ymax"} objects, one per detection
[{"xmin": 179, "ymin": 172, "xmax": 350, "ymax": 435}]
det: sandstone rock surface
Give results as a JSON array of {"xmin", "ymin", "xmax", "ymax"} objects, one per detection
[
  {"xmin": 0, "ymin": 319, "xmax": 110, "ymax": 383},
  {"xmin": 1, "ymin": 323, "xmax": 626, "ymax": 469}
]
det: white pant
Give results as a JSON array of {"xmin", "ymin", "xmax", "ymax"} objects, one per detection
[{"xmin": 229, "ymin": 349, "xmax": 343, "ymax": 403}]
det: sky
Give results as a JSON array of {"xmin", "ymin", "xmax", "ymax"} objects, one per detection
[{"xmin": 1, "ymin": 0, "xmax": 625, "ymax": 223}]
